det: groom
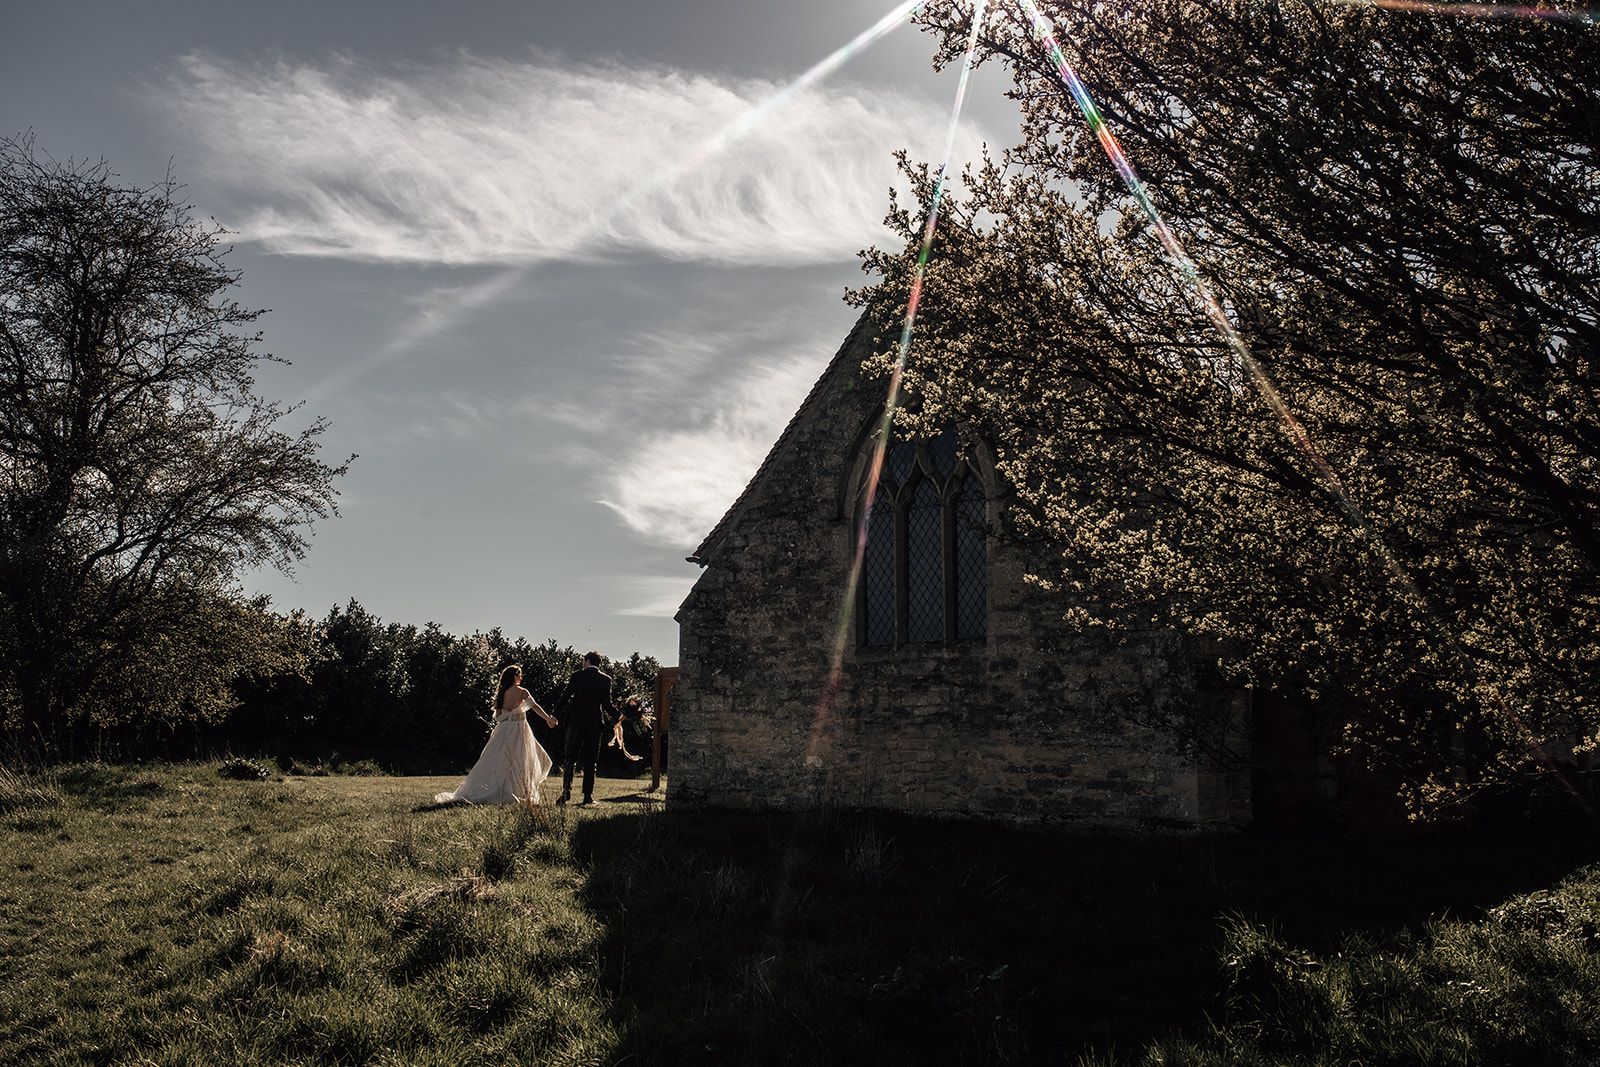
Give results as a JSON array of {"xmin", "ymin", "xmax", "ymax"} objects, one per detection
[{"xmin": 552, "ymin": 650, "xmax": 617, "ymax": 806}]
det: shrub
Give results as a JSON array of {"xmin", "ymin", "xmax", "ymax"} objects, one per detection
[
  {"xmin": 217, "ymin": 757, "xmax": 272, "ymax": 781},
  {"xmin": 330, "ymin": 757, "xmax": 385, "ymax": 776},
  {"xmin": 284, "ymin": 757, "xmax": 329, "ymax": 777}
]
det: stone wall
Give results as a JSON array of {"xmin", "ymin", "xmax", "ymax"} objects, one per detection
[{"xmin": 673, "ymin": 320, "xmax": 1250, "ymax": 832}]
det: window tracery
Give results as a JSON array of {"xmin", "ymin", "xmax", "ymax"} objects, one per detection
[{"xmin": 856, "ymin": 427, "xmax": 988, "ymax": 647}]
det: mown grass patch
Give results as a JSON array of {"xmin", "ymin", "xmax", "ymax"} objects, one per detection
[
  {"xmin": 0, "ymin": 764, "xmax": 615, "ymax": 1065},
  {"xmin": 2, "ymin": 764, "xmax": 1598, "ymax": 1064}
]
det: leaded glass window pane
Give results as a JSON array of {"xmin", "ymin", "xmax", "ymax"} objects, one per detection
[
  {"xmin": 906, "ymin": 478, "xmax": 944, "ymax": 643},
  {"xmin": 955, "ymin": 475, "xmax": 987, "ymax": 641},
  {"xmin": 862, "ymin": 483, "xmax": 896, "ymax": 646}
]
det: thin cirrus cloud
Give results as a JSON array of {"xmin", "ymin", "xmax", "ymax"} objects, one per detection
[
  {"xmin": 587, "ymin": 574, "xmax": 702, "ymax": 618},
  {"xmin": 164, "ymin": 51, "xmax": 987, "ymax": 267},
  {"xmin": 599, "ymin": 345, "xmax": 832, "ymax": 548}
]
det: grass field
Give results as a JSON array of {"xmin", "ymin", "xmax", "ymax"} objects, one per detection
[{"xmin": 3, "ymin": 762, "xmax": 1600, "ymax": 1065}]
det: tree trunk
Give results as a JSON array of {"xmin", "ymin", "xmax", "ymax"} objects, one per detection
[
  {"xmin": 12, "ymin": 650, "xmax": 56, "ymax": 761},
  {"xmin": 5, "ymin": 563, "xmax": 63, "ymax": 760}
]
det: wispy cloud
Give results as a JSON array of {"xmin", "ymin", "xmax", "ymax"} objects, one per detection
[
  {"xmin": 350, "ymin": 303, "xmax": 844, "ymax": 544},
  {"xmin": 587, "ymin": 574, "xmax": 700, "ymax": 618},
  {"xmin": 165, "ymin": 51, "xmax": 986, "ymax": 268},
  {"xmin": 598, "ymin": 341, "xmax": 833, "ymax": 548}
]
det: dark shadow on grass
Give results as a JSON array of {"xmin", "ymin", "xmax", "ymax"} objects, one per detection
[
  {"xmin": 411, "ymin": 800, "xmax": 466, "ymax": 813},
  {"xmin": 598, "ymin": 792, "xmax": 664, "ymax": 805},
  {"xmin": 568, "ymin": 808, "xmax": 1600, "ymax": 1065}
]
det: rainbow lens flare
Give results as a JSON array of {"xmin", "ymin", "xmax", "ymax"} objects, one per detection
[
  {"xmin": 354, "ymin": 0, "xmax": 933, "ymax": 379},
  {"xmin": 1014, "ymin": 0, "xmax": 1417, "ymax": 577},
  {"xmin": 810, "ymin": 0, "xmax": 992, "ymax": 766}
]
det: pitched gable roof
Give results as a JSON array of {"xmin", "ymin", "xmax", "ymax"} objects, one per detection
[{"xmin": 687, "ymin": 309, "xmax": 879, "ymax": 566}]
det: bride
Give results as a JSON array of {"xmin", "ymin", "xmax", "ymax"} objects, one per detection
[{"xmin": 434, "ymin": 665, "xmax": 559, "ymax": 806}]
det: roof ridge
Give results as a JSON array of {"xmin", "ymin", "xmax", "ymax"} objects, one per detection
[{"xmin": 687, "ymin": 308, "xmax": 878, "ymax": 565}]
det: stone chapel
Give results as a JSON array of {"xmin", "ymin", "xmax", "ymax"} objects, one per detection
[{"xmin": 670, "ymin": 312, "xmax": 1259, "ymax": 832}]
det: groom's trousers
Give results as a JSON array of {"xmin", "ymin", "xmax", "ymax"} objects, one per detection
[{"xmin": 562, "ymin": 721, "xmax": 602, "ymax": 800}]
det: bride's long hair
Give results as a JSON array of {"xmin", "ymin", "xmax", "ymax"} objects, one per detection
[{"xmin": 493, "ymin": 665, "xmax": 521, "ymax": 715}]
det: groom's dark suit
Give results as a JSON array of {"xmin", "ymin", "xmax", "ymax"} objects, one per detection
[{"xmin": 552, "ymin": 664, "xmax": 616, "ymax": 802}]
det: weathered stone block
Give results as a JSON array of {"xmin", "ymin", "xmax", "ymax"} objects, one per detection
[{"xmin": 672, "ymin": 312, "xmax": 1244, "ymax": 833}]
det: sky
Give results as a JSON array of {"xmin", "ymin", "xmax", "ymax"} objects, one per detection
[{"xmin": 0, "ymin": 0, "xmax": 1018, "ymax": 663}]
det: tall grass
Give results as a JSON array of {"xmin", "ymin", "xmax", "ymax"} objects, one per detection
[
  {"xmin": 0, "ymin": 764, "xmax": 61, "ymax": 814},
  {"xmin": 0, "ymin": 765, "xmax": 617, "ymax": 1065},
  {"xmin": 3, "ymin": 764, "xmax": 1600, "ymax": 1064},
  {"xmin": 1101, "ymin": 871, "xmax": 1600, "ymax": 1065}
]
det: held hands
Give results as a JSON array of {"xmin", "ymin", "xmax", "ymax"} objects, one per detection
[{"xmin": 528, "ymin": 697, "xmax": 557, "ymax": 728}]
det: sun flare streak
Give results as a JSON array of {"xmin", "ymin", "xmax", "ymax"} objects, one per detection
[
  {"xmin": 1012, "ymin": 0, "xmax": 1432, "ymax": 594},
  {"xmin": 810, "ymin": 0, "xmax": 992, "ymax": 767},
  {"xmin": 377, "ymin": 0, "xmax": 930, "ymax": 362},
  {"xmin": 1017, "ymin": 0, "xmax": 1591, "ymax": 809}
]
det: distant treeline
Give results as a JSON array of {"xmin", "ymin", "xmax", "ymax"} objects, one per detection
[{"xmin": 103, "ymin": 599, "xmax": 662, "ymax": 775}]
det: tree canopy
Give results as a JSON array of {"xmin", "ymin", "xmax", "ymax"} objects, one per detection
[
  {"xmin": 0, "ymin": 137, "xmax": 349, "ymax": 753},
  {"xmin": 216, "ymin": 599, "xmax": 662, "ymax": 775},
  {"xmin": 856, "ymin": 0, "xmax": 1600, "ymax": 813}
]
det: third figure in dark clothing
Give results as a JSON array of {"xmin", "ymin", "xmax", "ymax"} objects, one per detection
[{"xmin": 552, "ymin": 651, "xmax": 617, "ymax": 805}]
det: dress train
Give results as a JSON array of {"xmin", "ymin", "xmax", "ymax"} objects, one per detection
[{"xmin": 434, "ymin": 696, "xmax": 553, "ymax": 805}]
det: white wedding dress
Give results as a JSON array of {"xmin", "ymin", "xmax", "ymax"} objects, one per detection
[{"xmin": 434, "ymin": 696, "xmax": 554, "ymax": 805}]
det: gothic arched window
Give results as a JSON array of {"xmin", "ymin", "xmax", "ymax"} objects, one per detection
[
  {"xmin": 862, "ymin": 480, "xmax": 896, "ymax": 646},
  {"xmin": 856, "ymin": 428, "xmax": 988, "ymax": 647}
]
